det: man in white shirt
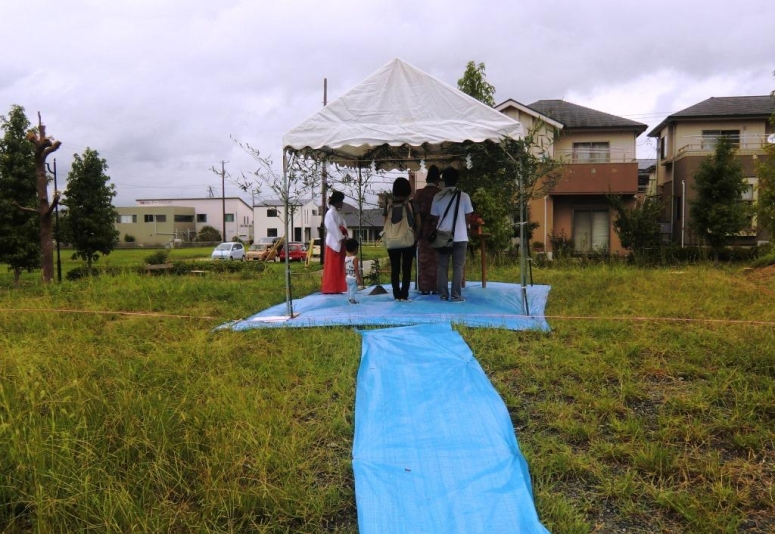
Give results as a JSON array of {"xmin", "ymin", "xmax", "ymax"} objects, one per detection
[{"xmin": 430, "ymin": 167, "xmax": 474, "ymax": 302}]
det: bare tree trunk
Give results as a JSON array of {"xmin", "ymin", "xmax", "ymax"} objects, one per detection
[{"xmin": 27, "ymin": 113, "xmax": 61, "ymax": 283}]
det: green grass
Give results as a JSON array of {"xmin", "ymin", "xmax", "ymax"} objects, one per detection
[{"xmin": 1, "ymin": 252, "xmax": 774, "ymax": 532}]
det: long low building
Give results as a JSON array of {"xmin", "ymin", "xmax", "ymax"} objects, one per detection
[{"xmin": 115, "ymin": 197, "xmax": 253, "ymax": 246}]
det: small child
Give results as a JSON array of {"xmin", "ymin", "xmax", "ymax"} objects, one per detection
[{"xmin": 344, "ymin": 238, "xmax": 362, "ymax": 304}]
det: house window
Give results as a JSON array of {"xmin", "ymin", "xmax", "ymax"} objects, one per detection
[
  {"xmin": 267, "ymin": 228, "xmax": 278, "ymax": 237},
  {"xmin": 267, "ymin": 208, "xmax": 278, "ymax": 217},
  {"xmin": 311, "ymin": 209, "xmax": 318, "ymax": 216},
  {"xmin": 701, "ymin": 130, "xmax": 740, "ymax": 150},
  {"xmin": 573, "ymin": 210, "xmax": 610, "ymax": 253},
  {"xmin": 659, "ymin": 136, "xmax": 667, "ymax": 160},
  {"xmin": 225, "ymin": 214, "xmax": 234, "ymax": 222},
  {"xmin": 573, "ymin": 142, "xmax": 610, "ymax": 163},
  {"xmin": 117, "ymin": 214, "xmax": 136, "ymax": 224},
  {"xmin": 144, "ymin": 214, "xmax": 154, "ymax": 223},
  {"xmin": 196, "ymin": 214, "xmax": 207, "ymax": 223},
  {"xmin": 174, "ymin": 215, "xmax": 194, "ymax": 222},
  {"xmin": 155, "ymin": 214, "xmax": 167, "ymax": 223}
]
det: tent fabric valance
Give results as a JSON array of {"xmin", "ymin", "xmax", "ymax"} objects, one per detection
[{"xmin": 282, "ymin": 58, "xmax": 523, "ymax": 169}]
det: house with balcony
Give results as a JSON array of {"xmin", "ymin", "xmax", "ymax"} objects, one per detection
[
  {"xmin": 647, "ymin": 96, "xmax": 774, "ymax": 247},
  {"xmin": 496, "ymin": 99, "xmax": 647, "ymax": 256}
]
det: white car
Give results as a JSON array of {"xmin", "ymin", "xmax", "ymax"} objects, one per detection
[{"xmin": 211, "ymin": 242, "xmax": 245, "ymax": 261}]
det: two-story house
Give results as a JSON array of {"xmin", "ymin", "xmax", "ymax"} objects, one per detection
[
  {"xmin": 496, "ymin": 99, "xmax": 647, "ymax": 256},
  {"xmin": 647, "ymin": 96, "xmax": 775, "ymax": 246}
]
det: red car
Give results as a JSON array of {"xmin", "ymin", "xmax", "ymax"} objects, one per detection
[{"xmin": 277, "ymin": 242, "xmax": 307, "ymax": 262}]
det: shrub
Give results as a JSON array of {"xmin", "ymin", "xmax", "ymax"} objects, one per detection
[
  {"xmin": 124, "ymin": 234, "xmax": 136, "ymax": 243},
  {"xmin": 144, "ymin": 250, "xmax": 170, "ymax": 265}
]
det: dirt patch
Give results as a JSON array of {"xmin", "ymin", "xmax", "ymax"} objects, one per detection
[{"xmin": 743, "ymin": 263, "xmax": 775, "ymax": 282}]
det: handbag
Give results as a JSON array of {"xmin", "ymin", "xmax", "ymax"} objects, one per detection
[
  {"xmin": 429, "ymin": 190, "xmax": 461, "ymax": 249},
  {"xmin": 429, "ymin": 229, "xmax": 453, "ymax": 249},
  {"xmin": 383, "ymin": 202, "xmax": 415, "ymax": 249}
]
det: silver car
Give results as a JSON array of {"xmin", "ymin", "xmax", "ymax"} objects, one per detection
[{"xmin": 211, "ymin": 242, "xmax": 245, "ymax": 261}]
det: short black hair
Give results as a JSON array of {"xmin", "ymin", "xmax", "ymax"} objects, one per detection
[
  {"xmin": 392, "ymin": 177, "xmax": 412, "ymax": 197},
  {"xmin": 345, "ymin": 238, "xmax": 359, "ymax": 253},
  {"xmin": 442, "ymin": 167, "xmax": 459, "ymax": 186},
  {"xmin": 426, "ymin": 165, "xmax": 441, "ymax": 183}
]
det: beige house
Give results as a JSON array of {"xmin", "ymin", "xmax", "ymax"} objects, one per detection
[
  {"xmin": 647, "ymin": 96, "xmax": 774, "ymax": 246},
  {"xmin": 115, "ymin": 206, "xmax": 197, "ymax": 246},
  {"xmin": 496, "ymin": 99, "xmax": 647, "ymax": 256},
  {"xmin": 115, "ymin": 197, "xmax": 253, "ymax": 245}
]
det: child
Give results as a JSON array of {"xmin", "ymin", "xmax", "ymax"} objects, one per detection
[{"xmin": 344, "ymin": 238, "xmax": 362, "ymax": 304}]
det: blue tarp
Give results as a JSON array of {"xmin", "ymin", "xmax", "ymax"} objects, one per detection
[
  {"xmin": 353, "ymin": 323, "xmax": 549, "ymax": 533},
  {"xmin": 219, "ymin": 282, "xmax": 550, "ymax": 332}
]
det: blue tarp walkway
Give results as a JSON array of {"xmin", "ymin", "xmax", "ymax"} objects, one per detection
[{"xmin": 353, "ymin": 323, "xmax": 548, "ymax": 533}]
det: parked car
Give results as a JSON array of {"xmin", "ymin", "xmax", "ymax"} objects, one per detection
[
  {"xmin": 211, "ymin": 242, "xmax": 245, "ymax": 261},
  {"xmin": 277, "ymin": 242, "xmax": 307, "ymax": 262},
  {"xmin": 246, "ymin": 237, "xmax": 281, "ymax": 261}
]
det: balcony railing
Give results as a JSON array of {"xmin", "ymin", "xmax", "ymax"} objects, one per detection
[{"xmin": 555, "ymin": 148, "xmax": 638, "ymax": 164}]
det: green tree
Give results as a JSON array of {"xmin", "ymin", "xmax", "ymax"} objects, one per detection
[
  {"xmin": 62, "ymin": 148, "xmax": 119, "ymax": 269},
  {"xmin": 197, "ymin": 225, "xmax": 222, "ymax": 242},
  {"xmin": 609, "ymin": 194, "xmax": 664, "ymax": 263},
  {"xmin": 756, "ymin": 142, "xmax": 775, "ymax": 238},
  {"xmin": 755, "ymin": 89, "xmax": 775, "ymax": 239},
  {"xmin": 0, "ymin": 105, "xmax": 40, "ymax": 285},
  {"xmin": 457, "ymin": 61, "xmax": 496, "ymax": 107},
  {"xmin": 689, "ymin": 136, "xmax": 752, "ymax": 264}
]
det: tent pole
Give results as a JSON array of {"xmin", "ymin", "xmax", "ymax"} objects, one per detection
[
  {"xmin": 283, "ymin": 150, "xmax": 293, "ymax": 317},
  {"xmin": 518, "ymin": 164, "xmax": 530, "ymax": 316}
]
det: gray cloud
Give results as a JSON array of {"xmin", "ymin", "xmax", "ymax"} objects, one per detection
[{"xmin": 2, "ymin": 0, "xmax": 773, "ymax": 206}]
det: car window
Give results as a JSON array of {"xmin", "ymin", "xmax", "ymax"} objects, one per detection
[{"xmin": 216, "ymin": 244, "xmax": 229, "ymax": 250}]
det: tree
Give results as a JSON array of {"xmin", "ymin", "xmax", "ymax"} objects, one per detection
[
  {"xmin": 61, "ymin": 148, "xmax": 119, "ymax": 269},
  {"xmin": 458, "ymin": 123, "xmax": 563, "ymax": 255},
  {"xmin": 16, "ymin": 113, "xmax": 61, "ymax": 283},
  {"xmin": 457, "ymin": 61, "xmax": 496, "ymax": 107},
  {"xmin": 756, "ymin": 140, "xmax": 775, "ymax": 239},
  {"xmin": 609, "ymin": 194, "xmax": 663, "ymax": 263},
  {"xmin": 689, "ymin": 136, "xmax": 752, "ymax": 264},
  {"xmin": 197, "ymin": 225, "xmax": 221, "ymax": 242},
  {"xmin": 0, "ymin": 105, "xmax": 40, "ymax": 285},
  {"xmin": 755, "ymin": 88, "xmax": 775, "ymax": 239},
  {"xmin": 456, "ymin": 61, "xmax": 562, "ymax": 255}
]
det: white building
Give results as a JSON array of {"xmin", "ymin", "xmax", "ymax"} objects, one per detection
[{"xmin": 253, "ymin": 198, "xmax": 322, "ymax": 244}]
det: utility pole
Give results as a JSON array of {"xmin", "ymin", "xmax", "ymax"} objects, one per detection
[
  {"xmin": 221, "ymin": 161, "xmax": 226, "ymax": 242},
  {"xmin": 320, "ymin": 78, "xmax": 328, "ymax": 265}
]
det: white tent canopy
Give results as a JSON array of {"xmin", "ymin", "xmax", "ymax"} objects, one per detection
[
  {"xmin": 278, "ymin": 58, "xmax": 531, "ymax": 318},
  {"xmin": 282, "ymin": 58, "xmax": 523, "ymax": 169}
]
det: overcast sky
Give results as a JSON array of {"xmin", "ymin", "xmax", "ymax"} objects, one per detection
[{"xmin": 2, "ymin": 0, "xmax": 773, "ymax": 207}]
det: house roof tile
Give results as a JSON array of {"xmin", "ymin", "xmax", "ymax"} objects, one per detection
[
  {"xmin": 527, "ymin": 100, "xmax": 648, "ymax": 133},
  {"xmin": 648, "ymin": 95, "xmax": 775, "ymax": 136}
]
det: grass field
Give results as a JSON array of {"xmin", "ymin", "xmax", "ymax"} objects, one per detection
[{"xmin": 1, "ymin": 249, "xmax": 774, "ymax": 533}]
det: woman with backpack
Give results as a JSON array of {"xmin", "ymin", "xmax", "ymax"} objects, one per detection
[{"xmin": 383, "ymin": 177, "xmax": 418, "ymax": 301}]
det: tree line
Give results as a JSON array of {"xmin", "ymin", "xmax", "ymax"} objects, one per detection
[{"xmin": 0, "ymin": 105, "xmax": 118, "ymax": 285}]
